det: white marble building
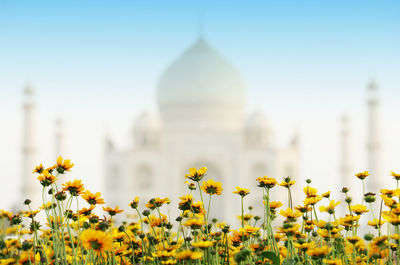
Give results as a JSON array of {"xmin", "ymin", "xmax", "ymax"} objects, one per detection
[
  {"xmin": 18, "ymin": 39, "xmax": 383, "ymax": 223},
  {"xmin": 104, "ymin": 38, "xmax": 300, "ymax": 222}
]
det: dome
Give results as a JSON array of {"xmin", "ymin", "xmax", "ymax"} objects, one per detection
[
  {"xmin": 134, "ymin": 112, "xmax": 161, "ymax": 131},
  {"xmin": 246, "ymin": 111, "xmax": 270, "ymax": 130},
  {"xmin": 157, "ymin": 38, "xmax": 246, "ymax": 111}
]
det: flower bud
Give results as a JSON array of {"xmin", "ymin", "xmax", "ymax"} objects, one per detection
[
  {"xmin": 364, "ymin": 233, "xmax": 374, "ymax": 241},
  {"xmin": 142, "ymin": 210, "xmax": 150, "ymax": 217},
  {"xmin": 341, "ymin": 187, "xmax": 349, "ymax": 193},
  {"xmin": 364, "ymin": 193, "xmax": 376, "ymax": 203}
]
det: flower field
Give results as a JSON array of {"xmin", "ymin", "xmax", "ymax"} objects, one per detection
[{"xmin": 1, "ymin": 157, "xmax": 400, "ymax": 265}]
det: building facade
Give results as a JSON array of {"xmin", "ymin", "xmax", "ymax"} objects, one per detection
[{"xmin": 104, "ymin": 38, "xmax": 300, "ymax": 223}]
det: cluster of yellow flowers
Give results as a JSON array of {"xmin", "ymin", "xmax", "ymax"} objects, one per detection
[{"xmin": 0, "ymin": 157, "xmax": 400, "ymax": 265}]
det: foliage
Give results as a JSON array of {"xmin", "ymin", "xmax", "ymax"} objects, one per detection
[{"xmin": 1, "ymin": 158, "xmax": 400, "ymax": 265}]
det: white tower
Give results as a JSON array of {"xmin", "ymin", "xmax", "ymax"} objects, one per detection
[
  {"xmin": 340, "ymin": 115, "xmax": 352, "ymax": 190},
  {"xmin": 22, "ymin": 85, "xmax": 40, "ymax": 206},
  {"xmin": 55, "ymin": 117, "xmax": 65, "ymax": 157},
  {"xmin": 366, "ymin": 80, "xmax": 382, "ymax": 193}
]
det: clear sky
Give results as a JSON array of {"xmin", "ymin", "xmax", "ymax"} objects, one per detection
[{"xmin": 0, "ymin": 0, "xmax": 399, "ymax": 209}]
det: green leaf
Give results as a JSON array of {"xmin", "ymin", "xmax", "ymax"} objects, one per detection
[{"xmin": 260, "ymin": 251, "xmax": 280, "ymax": 265}]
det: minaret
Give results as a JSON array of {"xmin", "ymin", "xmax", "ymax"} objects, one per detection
[
  {"xmin": 366, "ymin": 80, "xmax": 382, "ymax": 193},
  {"xmin": 340, "ymin": 115, "xmax": 351, "ymax": 190},
  {"xmin": 22, "ymin": 84, "xmax": 40, "ymax": 206},
  {"xmin": 55, "ymin": 117, "xmax": 64, "ymax": 157}
]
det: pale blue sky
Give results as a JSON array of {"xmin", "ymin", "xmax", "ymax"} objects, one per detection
[{"xmin": 0, "ymin": 0, "xmax": 399, "ymax": 209}]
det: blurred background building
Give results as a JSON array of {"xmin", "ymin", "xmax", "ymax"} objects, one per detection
[
  {"xmin": 19, "ymin": 38, "xmax": 383, "ymax": 222},
  {"xmin": 104, "ymin": 38, "xmax": 300, "ymax": 221}
]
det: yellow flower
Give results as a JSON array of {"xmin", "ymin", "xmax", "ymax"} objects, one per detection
[
  {"xmin": 56, "ymin": 156, "xmax": 74, "ymax": 174},
  {"xmin": 23, "ymin": 210, "xmax": 40, "ymax": 218},
  {"xmin": 41, "ymin": 202, "xmax": 56, "ymax": 210},
  {"xmin": 279, "ymin": 208, "xmax": 302, "ymax": 221},
  {"xmin": 232, "ymin": 186, "xmax": 250, "ymax": 197},
  {"xmin": 306, "ymin": 245, "xmax": 331, "ymax": 258},
  {"xmin": 176, "ymin": 249, "xmax": 202, "ymax": 260},
  {"xmin": 82, "ymin": 190, "xmax": 105, "ymax": 205},
  {"xmin": 32, "ymin": 164, "xmax": 44, "ymax": 174},
  {"xmin": 185, "ymin": 167, "xmax": 207, "ymax": 182},
  {"xmin": 146, "ymin": 197, "xmax": 170, "ymax": 209},
  {"xmin": 256, "ymin": 176, "xmax": 277, "ymax": 189},
  {"xmin": 369, "ymin": 244, "xmax": 389, "ymax": 259},
  {"xmin": 347, "ymin": 236, "xmax": 362, "ymax": 244},
  {"xmin": 192, "ymin": 240, "xmax": 214, "ymax": 249},
  {"xmin": 294, "ymin": 241, "xmax": 314, "ymax": 251},
  {"xmin": 339, "ymin": 214, "xmax": 360, "ymax": 229},
  {"xmin": 18, "ymin": 252, "xmax": 40, "ymax": 265},
  {"xmin": 319, "ymin": 200, "xmax": 340, "ymax": 214},
  {"xmin": 304, "ymin": 196, "xmax": 322, "ymax": 206},
  {"xmin": 144, "ymin": 214, "xmax": 167, "ymax": 227},
  {"xmin": 201, "ymin": 179, "xmax": 223, "ymax": 195},
  {"xmin": 355, "ymin": 171, "xmax": 369, "ymax": 180},
  {"xmin": 240, "ymin": 225, "xmax": 260, "ymax": 235},
  {"xmin": 380, "ymin": 189, "xmax": 396, "ymax": 197},
  {"xmin": 390, "ymin": 171, "xmax": 400, "ymax": 180},
  {"xmin": 382, "ymin": 212, "xmax": 400, "ymax": 226},
  {"xmin": 184, "ymin": 180, "xmax": 197, "ymax": 190},
  {"xmin": 303, "ymin": 186, "xmax": 318, "ymax": 198},
  {"xmin": 350, "ymin": 204, "xmax": 369, "ymax": 215},
  {"xmin": 237, "ymin": 214, "xmax": 253, "ymax": 222},
  {"xmin": 279, "ymin": 176, "xmax": 296, "ymax": 188},
  {"xmin": 372, "ymin": 235, "xmax": 388, "ymax": 246},
  {"xmin": 295, "ymin": 204, "xmax": 312, "ymax": 213},
  {"xmin": 81, "ymin": 229, "xmax": 113, "ymax": 254},
  {"xmin": 304, "ymin": 220, "xmax": 316, "ymax": 232},
  {"xmin": 152, "ymin": 249, "xmax": 176, "ymax": 259},
  {"xmin": 183, "ymin": 218, "xmax": 205, "ymax": 229},
  {"xmin": 279, "ymin": 223, "xmax": 301, "ymax": 236},
  {"xmin": 190, "ymin": 201, "xmax": 205, "ymax": 214},
  {"xmin": 178, "ymin": 194, "xmax": 193, "ymax": 211},
  {"xmin": 78, "ymin": 205, "xmax": 95, "ymax": 216},
  {"xmin": 368, "ymin": 219, "xmax": 385, "ymax": 228},
  {"xmin": 129, "ymin": 196, "xmax": 139, "ymax": 209},
  {"xmin": 317, "ymin": 227, "xmax": 342, "ymax": 239},
  {"xmin": 102, "ymin": 206, "xmax": 124, "ymax": 216},
  {"xmin": 62, "ymin": 179, "xmax": 85, "ymax": 196},
  {"xmin": 0, "ymin": 210, "xmax": 13, "ymax": 219},
  {"xmin": 37, "ymin": 170, "xmax": 57, "ymax": 187},
  {"xmin": 321, "ymin": 191, "xmax": 331, "ymax": 198},
  {"xmin": 216, "ymin": 222, "xmax": 228, "ymax": 230},
  {"xmin": 269, "ymin": 201, "xmax": 283, "ymax": 211},
  {"xmin": 392, "ymin": 204, "xmax": 400, "ymax": 215}
]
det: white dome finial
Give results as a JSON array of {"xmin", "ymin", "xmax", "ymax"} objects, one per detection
[{"xmin": 197, "ymin": 7, "xmax": 206, "ymax": 41}]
